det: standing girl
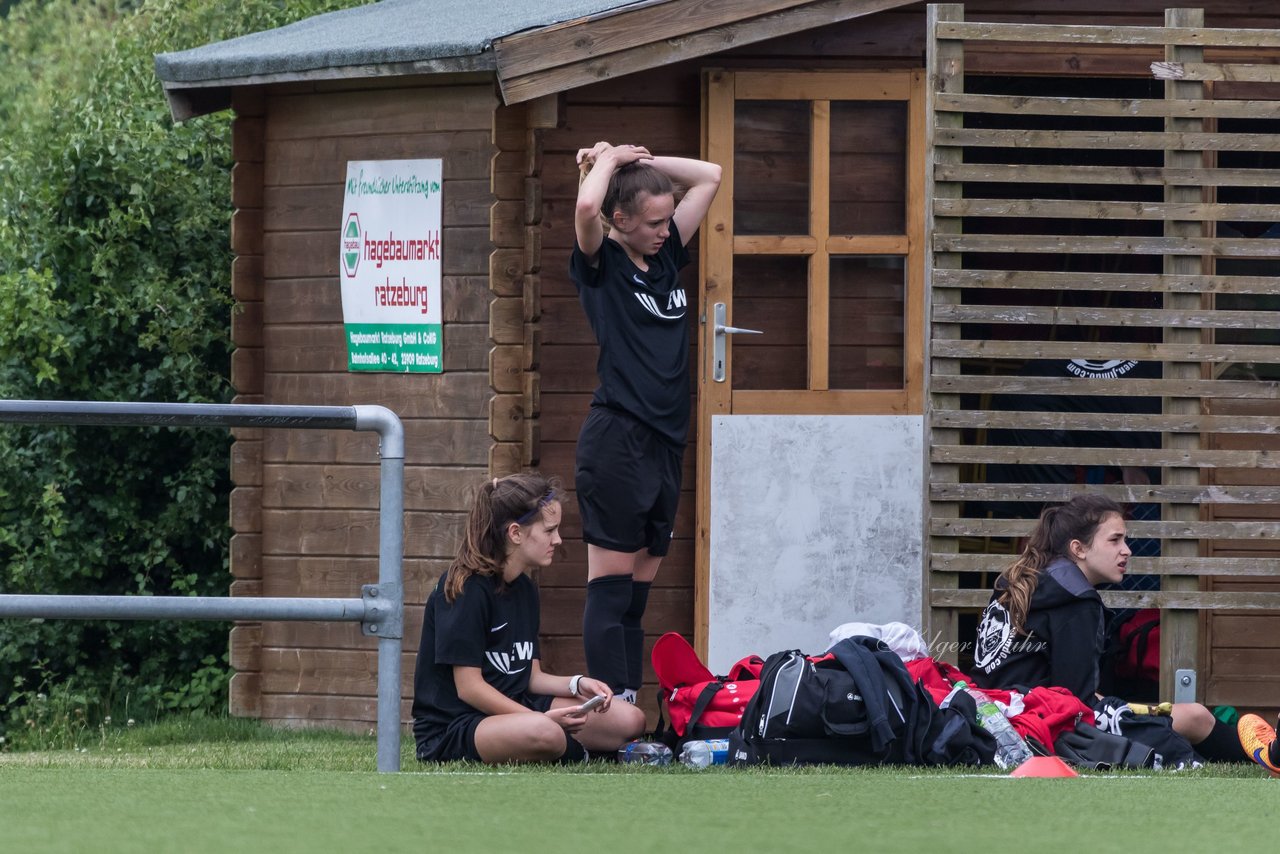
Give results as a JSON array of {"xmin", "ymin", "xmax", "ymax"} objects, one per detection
[
  {"xmin": 411, "ymin": 473, "xmax": 645, "ymax": 763},
  {"xmin": 572, "ymin": 142, "xmax": 721, "ymax": 703},
  {"xmin": 971, "ymin": 493, "xmax": 1255, "ymax": 765}
]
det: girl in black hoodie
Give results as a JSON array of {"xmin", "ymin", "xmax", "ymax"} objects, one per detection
[{"xmin": 971, "ymin": 494, "xmax": 1251, "ymax": 764}]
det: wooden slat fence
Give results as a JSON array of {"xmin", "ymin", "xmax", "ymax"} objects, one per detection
[{"xmin": 928, "ymin": 5, "xmax": 1280, "ymax": 707}]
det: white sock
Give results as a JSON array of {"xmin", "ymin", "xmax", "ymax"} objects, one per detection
[{"xmin": 617, "ymin": 689, "xmax": 637, "ymax": 704}]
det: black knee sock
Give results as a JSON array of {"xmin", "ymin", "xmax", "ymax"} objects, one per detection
[
  {"xmin": 622, "ymin": 580, "xmax": 652, "ymax": 691},
  {"xmin": 558, "ymin": 736, "xmax": 587, "ymax": 764},
  {"xmin": 583, "ymin": 574, "xmax": 633, "ymax": 693},
  {"xmin": 1195, "ymin": 718, "xmax": 1249, "ymax": 762}
]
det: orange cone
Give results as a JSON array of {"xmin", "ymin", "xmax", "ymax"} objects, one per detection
[{"xmin": 1009, "ymin": 756, "xmax": 1079, "ymax": 778}]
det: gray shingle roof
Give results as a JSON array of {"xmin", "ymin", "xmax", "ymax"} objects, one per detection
[{"xmin": 154, "ymin": 0, "xmax": 637, "ymax": 84}]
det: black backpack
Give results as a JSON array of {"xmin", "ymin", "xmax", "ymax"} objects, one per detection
[{"xmin": 727, "ymin": 636, "xmax": 939, "ymax": 767}]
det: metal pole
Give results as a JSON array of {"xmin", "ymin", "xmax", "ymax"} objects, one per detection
[
  {"xmin": 0, "ymin": 399, "xmax": 408, "ymax": 772},
  {"xmin": 0, "ymin": 400, "xmax": 358, "ymax": 430},
  {"xmin": 357, "ymin": 406, "xmax": 405, "ymax": 773},
  {"xmin": 0, "ymin": 595, "xmax": 366, "ymax": 622}
]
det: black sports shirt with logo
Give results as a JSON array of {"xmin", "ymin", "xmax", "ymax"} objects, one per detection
[
  {"xmin": 570, "ymin": 221, "xmax": 692, "ymax": 447},
  {"xmin": 411, "ymin": 573, "xmax": 541, "ymax": 739},
  {"xmin": 970, "ymin": 556, "xmax": 1105, "ymax": 702}
]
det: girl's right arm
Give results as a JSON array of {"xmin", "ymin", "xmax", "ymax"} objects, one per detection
[{"xmin": 453, "ymin": 666, "xmax": 533, "ymax": 716}]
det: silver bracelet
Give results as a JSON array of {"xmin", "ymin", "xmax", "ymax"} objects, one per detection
[{"xmin": 568, "ymin": 674, "xmax": 584, "ymax": 697}]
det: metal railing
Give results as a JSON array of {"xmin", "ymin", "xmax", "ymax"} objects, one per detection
[{"xmin": 0, "ymin": 400, "xmax": 405, "ymax": 772}]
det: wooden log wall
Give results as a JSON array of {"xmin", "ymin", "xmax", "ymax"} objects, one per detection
[
  {"xmin": 228, "ymin": 77, "xmax": 500, "ymax": 729},
  {"xmin": 927, "ymin": 5, "xmax": 1280, "ymax": 709}
]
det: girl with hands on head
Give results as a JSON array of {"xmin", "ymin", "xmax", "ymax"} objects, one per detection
[
  {"xmin": 571, "ymin": 141, "xmax": 722, "ymax": 705},
  {"xmin": 411, "ymin": 473, "xmax": 646, "ymax": 764}
]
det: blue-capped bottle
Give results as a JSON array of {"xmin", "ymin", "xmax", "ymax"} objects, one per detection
[{"xmin": 678, "ymin": 738, "xmax": 729, "ymax": 769}]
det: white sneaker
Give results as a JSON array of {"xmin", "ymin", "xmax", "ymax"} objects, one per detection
[{"xmin": 617, "ymin": 689, "xmax": 637, "ymax": 705}]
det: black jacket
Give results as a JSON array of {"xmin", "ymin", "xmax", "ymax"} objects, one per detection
[{"xmin": 970, "ymin": 557, "xmax": 1105, "ymax": 702}]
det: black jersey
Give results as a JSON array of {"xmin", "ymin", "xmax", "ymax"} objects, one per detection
[
  {"xmin": 570, "ymin": 221, "xmax": 692, "ymax": 447},
  {"xmin": 970, "ymin": 557, "xmax": 1105, "ymax": 702},
  {"xmin": 411, "ymin": 572, "xmax": 541, "ymax": 741}
]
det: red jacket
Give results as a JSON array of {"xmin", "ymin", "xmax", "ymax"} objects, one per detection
[{"xmin": 906, "ymin": 657, "xmax": 1093, "ymax": 751}]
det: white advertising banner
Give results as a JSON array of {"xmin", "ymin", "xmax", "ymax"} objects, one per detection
[{"xmin": 339, "ymin": 159, "xmax": 443, "ymax": 372}]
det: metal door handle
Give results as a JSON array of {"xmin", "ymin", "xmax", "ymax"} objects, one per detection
[{"xmin": 712, "ymin": 302, "xmax": 762, "ymax": 382}]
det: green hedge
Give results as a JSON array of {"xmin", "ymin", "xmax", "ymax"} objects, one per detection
[{"xmin": 0, "ymin": 0, "xmax": 370, "ymax": 740}]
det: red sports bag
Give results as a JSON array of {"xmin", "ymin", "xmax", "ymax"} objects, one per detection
[
  {"xmin": 651, "ymin": 632, "xmax": 763, "ymax": 744},
  {"xmin": 1113, "ymin": 609, "xmax": 1160, "ymax": 682}
]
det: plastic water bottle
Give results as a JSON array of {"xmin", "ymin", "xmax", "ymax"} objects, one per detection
[
  {"xmin": 617, "ymin": 740, "xmax": 673, "ymax": 765},
  {"xmin": 955, "ymin": 681, "xmax": 1032, "ymax": 770},
  {"xmin": 678, "ymin": 738, "xmax": 729, "ymax": 769}
]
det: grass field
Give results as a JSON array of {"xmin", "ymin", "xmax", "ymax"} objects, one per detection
[{"xmin": 0, "ymin": 720, "xmax": 1274, "ymax": 853}]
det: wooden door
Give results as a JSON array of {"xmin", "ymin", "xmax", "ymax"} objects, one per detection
[{"xmin": 695, "ymin": 70, "xmax": 926, "ymax": 668}]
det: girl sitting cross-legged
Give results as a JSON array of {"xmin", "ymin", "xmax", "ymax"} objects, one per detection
[{"xmin": 411, "ymin": 473, "xmax": 646, "ymax": 764}]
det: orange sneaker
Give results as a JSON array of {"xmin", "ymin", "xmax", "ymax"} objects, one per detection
[{"xmin": 1237, "ymin": 713, "xmax": 1280, "ymax": 775}]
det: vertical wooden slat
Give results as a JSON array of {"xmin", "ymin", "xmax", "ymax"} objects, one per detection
[
  {"xmin": 926, "ymin": 3, "xmax": 966, "ymax": 658},
  {"xmin": 905, "ymin": 69, "xmax": 927, "ymax": 415},
  {"xmin": 1161, "ymin": 5, "xmax": 1206, "ymax": 701},
  {"xmin": 810, "ymin": 100, "xmax": 831, "ymax": 391},
  {"xmin": 695, "ymin": 69, "xmax": 736, "ymax": 661}
]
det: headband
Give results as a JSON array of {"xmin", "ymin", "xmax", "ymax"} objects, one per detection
[{"xmin": 515, "ymin": 488, "xmax": 557, "ymax": 525}]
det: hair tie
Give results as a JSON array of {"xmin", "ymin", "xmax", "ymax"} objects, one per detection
[{"xmin": 492, "ymin": 477, "xmax": 499, "ymax": 489}]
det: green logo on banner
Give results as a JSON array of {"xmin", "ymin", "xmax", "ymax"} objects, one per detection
[{"xmin": 341, "ymin": 212, "xmax": 362, "ymax": 278}]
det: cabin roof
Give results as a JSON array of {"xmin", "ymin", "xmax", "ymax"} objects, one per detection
[
  {"xmin": 154, "ymin": 0, "xmax": 636, "ymax": 84},
  {"xmin": 154, "ymin": 0, "xmax": 639, "ymax": 117},
  {"xmin": 154, "ymin": 0, "xmax": 919, "ymax": 119}
]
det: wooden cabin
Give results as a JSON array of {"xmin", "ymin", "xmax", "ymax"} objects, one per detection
[{"xmin": 155, "ymin": 0, "xmax": 1280, "ymax": 731}]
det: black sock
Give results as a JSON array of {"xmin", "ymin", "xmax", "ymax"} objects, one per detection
[
  {"xmin": 1196, "ymin": 718, "xmax": 1250, "ymax": 762},
  {"xmin": 558, "ymin": 736, "xmax": 587, "ymax": 764},
  {"xmin": 583, "ymin": 574, "xmax": 633, "ymax": 693},
  {"xmin": 622, "ymin": 580, "xmax": 652, "ymax": 691}
]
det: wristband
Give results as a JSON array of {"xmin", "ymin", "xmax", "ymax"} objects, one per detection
[{"xmin": 568, "ymin": 674, "xmax": 584, "ymax": 697}]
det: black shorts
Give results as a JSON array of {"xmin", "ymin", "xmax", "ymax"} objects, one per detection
[
  {"xmin": 575, "ymin": 407, "xmax": 684, "ymax": 557},
  {"xmin": 415, "ymin": 693, "xmax": 554, "ymax": 763}
]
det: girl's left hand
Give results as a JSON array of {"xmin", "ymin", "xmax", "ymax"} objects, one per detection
[{"xmin": 575, "ymin": 678, "xmax": 613, "ymax": 711}]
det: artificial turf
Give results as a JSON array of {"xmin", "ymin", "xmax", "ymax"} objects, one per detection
[{"xmin": 0, "ymin": 730, "xmax": 1275, "ymax": 853}]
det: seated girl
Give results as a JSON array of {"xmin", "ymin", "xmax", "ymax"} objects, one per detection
[
  {"xmin": 412, "ymin": 473, "xmax": 646, "ymax": 763},
  {"xmin": 970, "ymin": 493, "xmax": 1269, "ymax": 767}
]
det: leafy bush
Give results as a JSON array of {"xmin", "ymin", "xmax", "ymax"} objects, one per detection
[{"xmin": 0, "ymin": 0, "xmax": 371, "ymax": 737}]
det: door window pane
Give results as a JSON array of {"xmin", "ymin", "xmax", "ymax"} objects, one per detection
[
  {"xmin": 734, "ymin": 101, "xmax": 810, "ymax": 236},
  {"xmin": 731, "ymin": 255, "xmax": 808, "ymax": 390},
  {"xmin": 830, "ymin": 255, "xmax": 905, "ymax": 389},
  {"xmin": 830, "ymin": 101, "xmax": 907, "ymax": 235}
]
